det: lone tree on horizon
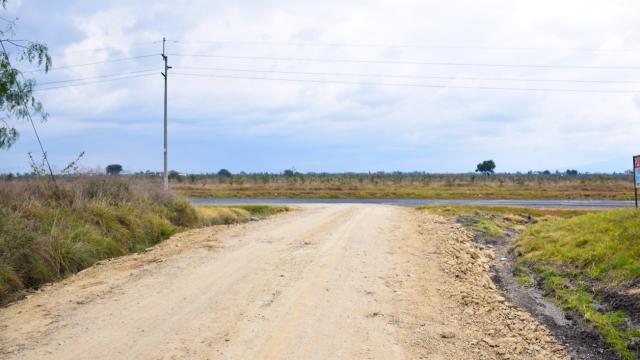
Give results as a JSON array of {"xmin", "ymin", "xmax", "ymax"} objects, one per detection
[
  {"xmin": 217, "ymin": 169, "xmax": 232, "ymax": 178},
  {"xmin": 105, "ymin": 164, "xmax": 123, "ymax": 175},
  {"xmin": 476, "ymin": 160, "xmax": 496, "ymax": 175}
]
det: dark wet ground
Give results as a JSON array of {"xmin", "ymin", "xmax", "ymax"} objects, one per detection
[{"xmin": 453, "ymin": 217, "xmax": 621, "ymax": 360}]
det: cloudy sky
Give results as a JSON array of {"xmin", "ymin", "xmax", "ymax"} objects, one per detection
[{"xmin": 1, "ymin": 0, "xmax": 640, "ymax": 174}]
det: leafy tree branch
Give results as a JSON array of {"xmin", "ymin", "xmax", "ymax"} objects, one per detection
[{"xmin": 0, "ymin": 0, "xmax": 51, "ymax": 150}]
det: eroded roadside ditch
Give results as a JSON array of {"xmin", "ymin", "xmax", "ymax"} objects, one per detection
[
  {"xmin": 433, "ymin": 209, "xmax": 631, "ymax": 360},
  {"xmin": 468, "ymin": 226, "xmax": 617, "ymax": 360}
]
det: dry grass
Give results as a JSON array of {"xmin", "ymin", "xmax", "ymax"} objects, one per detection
[
  {"xmin": 0, "ymin": 176, "xmax": 198, "ymax": 304},
  {"xmin": 0, "ymin": 177, "xmax": 287, "ymax": 305},
  {"xmin": 196, "ymin": 205, "xmax": 290, "ymax": 225},
  {"xmin": 172, "ymin": 174, "xmax": 632, "ymax": 200}
]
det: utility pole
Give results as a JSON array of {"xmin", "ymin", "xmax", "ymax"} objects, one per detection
[{"xmin": 161, "ymin": 37, "xmax": 172, "ymax": 191}]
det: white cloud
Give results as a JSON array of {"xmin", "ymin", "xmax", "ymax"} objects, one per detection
[{"xmin": 4, "ymin": 0, "xmax": 640, "ymax": 172}]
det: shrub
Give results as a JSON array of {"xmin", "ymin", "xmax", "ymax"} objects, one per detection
[
  {"xmin": 0, "ymin": 176, "xmax": 198, "ymax": 304},
  {"xmin": 105, "ymin": 164, "xmax": 123, "ymax": 175}
]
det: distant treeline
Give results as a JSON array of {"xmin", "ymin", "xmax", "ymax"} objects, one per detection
[
  {"xmin": 2, "ymin": 171, "xmax": 631, "ymax": 200},
  {"xmin": 1, "ymin": 169, "xmax": 631, "ymax": 181},
  {"xmin": 141, "ymin": 170, "xmax": 632, "ymax": 189}
]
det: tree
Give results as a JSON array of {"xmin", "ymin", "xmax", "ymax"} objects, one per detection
[
  {"xmin": 105, "ymin": 164, "xmax": 123, "ymax": 175},
  {"xmin": 168, "ymin": 170, "xmax": 182, "ymax": 182},
  {"xmin": 217, "ymin": 168, "xmax": 232, "ymax": 178},
  {"xmin": 565, "ymin": 169, "xmax": 578, "ymax": 176},
  {"xmin": 0, "ymin": 1, "xmax": 51, "ymax": 150},
  {"xmin": 475, "ymin": 160, "xmax": 496, "ymax": 175}
]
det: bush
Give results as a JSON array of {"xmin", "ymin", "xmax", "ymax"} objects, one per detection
[
  {"xmin": 217, "ymin": 169, "xmax": 232, "ymax": 178},
  {"xmin": 168, "ymin": 171, "xmax": 182, "ymax": 182},
  {"xmin": 105, "ymin": 164, "xmax": 123, "ymax": 175},
  {"xmin": 0, "ymin": 176, "xmax": 199, "ymax": 304}
]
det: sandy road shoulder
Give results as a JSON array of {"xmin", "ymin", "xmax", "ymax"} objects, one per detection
[{"xmin": 389, "ymin": 209, "xmax": 568, "ymax": 359}]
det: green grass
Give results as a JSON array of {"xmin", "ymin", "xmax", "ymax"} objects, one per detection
[
  {"xmin": 516, "ymin": 209, "xmax": 640, "ymax": 286},
  {"xmin": 515, "ymin": 209, "xmax": 640, "ymax": 358},
  {"xmin": 227, "ymin": 204, "xmax": 290, "ymax": 217},
  {"xmin": 195, "ymin": 205, "xmax": 290, "ymax": 225},
  {"xmin": 0, "ymin": 177, "xmax": 288, "ymax": 305},
  {"xmin": 419, "ymin": 205, "xmax": 587, "ymax": 218},
  {"xmin": 513, "ymin": 272, "xmax": 533, "ymax": 286},
  {"xmin": 418, "ymin": 205, "xmax": 586, "ymax": 238},
  {"xmin": 529, "ymin": 266, "xmax": 640, "ymax": 359},
  {"xmin": 420, "ymin": 205, "xmax": 640, "ymax": 359}
]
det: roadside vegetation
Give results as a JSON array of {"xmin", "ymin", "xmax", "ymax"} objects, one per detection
[
  {"xmin": 421, "ymin": 205, "xmax": 640, "ymax": 359},
  {"xmin": 422, "ymin": 205, "xmax": 585, "ymax": 238},
  {"xmin": 166, "ymin": 172, "xmax": 631, "ymax": 200},
  {"xmin": 515, "ymin": 209, "xmax": 640, "ymax": 359},
  {"xmin": 195, "ymin": 204, "xmax": 290, "ymax": 224},
  {"xmin": 0, "ymin": 177, "xmax": 288, "ymax": 305}
]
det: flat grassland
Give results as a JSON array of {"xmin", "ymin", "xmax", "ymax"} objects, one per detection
[{"xmin": 172, "ymin": 173, "xmax": 632, "ymax": 200}]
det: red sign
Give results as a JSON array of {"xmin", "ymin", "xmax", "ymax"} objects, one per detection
[{"xmin": 635, "ymin": 155, "xmax": 640, "ymax": 169}]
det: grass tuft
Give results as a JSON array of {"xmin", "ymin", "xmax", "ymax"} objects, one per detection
[
  {"xmin": 195, "ymin": 205, "xmax": 290, "ymax": 225},
  {"xmin": 0, "ymin": 177, "xmax": 289, "ymax": 305}
]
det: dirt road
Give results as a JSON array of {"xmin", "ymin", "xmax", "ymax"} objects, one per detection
[{"xmin": 0, "ymin": 205, "xmax": 567, "ymax": 359}]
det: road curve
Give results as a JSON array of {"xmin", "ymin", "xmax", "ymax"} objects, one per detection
[{"xmin": 0, "ymin": 204, "xmax": 567, "ymax": 359}]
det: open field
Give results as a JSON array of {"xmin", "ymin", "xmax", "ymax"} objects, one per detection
[
  {"xmin": 0, "ymin": 204, "xmax": 567, "ymax": 359},
  {"xmin": 421, "ymin": 205, "xmax": 640, "ymax": 359},
  {"xmin": 170, "ymin": 173, "xmax": 633, "ymax": 200},
  {"xmin": 0, "ymin": 177, "xmax": 288, "ymax": 304}
]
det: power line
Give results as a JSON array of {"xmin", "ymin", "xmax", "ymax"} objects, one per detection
[
  {"xmin": 22, "ymin": 54, "xmax": 158, "ymax": 73},
  {"xmin": 47, "ymin": 41, "xmax": 158, "ymax": 56},
  {"xmin": 172, "ymin": 72, "xmax": 640, "ymax": 93},
  {"xmin": 34, "ymin": 73, "xmax": 156, "ymax": 92},
  {"xmin": 173, "ymin": 65, "xmax": 640, "ymax": 84},
  {"xmin": 167, "ymin": 39, "xmax": 640, "ymax": 53},
  {"xmin": 169, "ymin": 53, "xmax": 640, "ymax": 70},
  {"xmin": 36, "ymin": 69, "xmax": 160, "ymax": 86}
]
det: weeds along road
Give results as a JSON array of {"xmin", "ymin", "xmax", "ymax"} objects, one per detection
[{"xmin": 0, "ymin": 205, "xmax": 567, "ymax": 359}]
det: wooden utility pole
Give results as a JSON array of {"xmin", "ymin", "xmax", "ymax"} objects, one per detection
[{"xmin": 161, "ymin": 37, "xmax": 171, "ymax": 191}]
